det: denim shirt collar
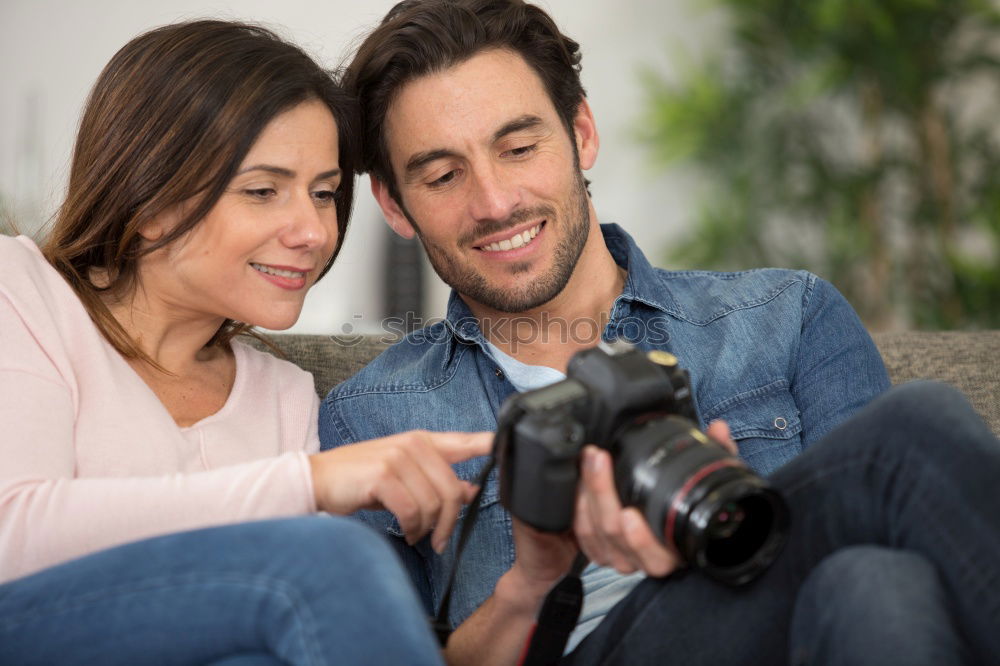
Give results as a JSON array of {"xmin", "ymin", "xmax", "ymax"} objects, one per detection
[
  {"xmin": 602, "ymin": 223, "xmax": 675, "ymax": 318},
  {"xmin": 442, "ymin": 223, "xmax": 674, "ymax": 350}
]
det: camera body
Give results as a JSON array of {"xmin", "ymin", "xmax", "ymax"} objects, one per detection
[{"xmin": 495, "ymin": 341, "xmax": 788, "ymax": 585}]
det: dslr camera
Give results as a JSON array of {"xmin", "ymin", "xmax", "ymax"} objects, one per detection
[{"xmin": 495, "ymin": 341, "xmax": 788, "ymax": 585}]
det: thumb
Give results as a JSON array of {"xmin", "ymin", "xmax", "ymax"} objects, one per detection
[{"xmin": 706, "ymin": 419, "xmax": 738, "ymax": 455}]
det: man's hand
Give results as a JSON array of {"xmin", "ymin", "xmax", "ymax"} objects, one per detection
[
  {"xmin": 444, "ymin": 423, "xmax": 739, "ymax": 666},
  {"xmin": 573, "ymin": 419, "xmax": 738, "ymax": 577},
  {"xmin": 309, "ymin": 430, "xmax": 492, "ymax": 552},
  {"xmin": 447, "ymin": 517, "xmax": 580, "ymax": 666},
  {"xmin": 511, "ymin": 518, "xmax": 579, "ymax": 587}
]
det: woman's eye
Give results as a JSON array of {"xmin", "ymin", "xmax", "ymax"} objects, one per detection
[
  {"xmin": 244, "ymin": 188, "xmax": 276, "ymax": 199},
  {"xmin": 312, "ymin": 190, "xmax": 339, "ymax": 206}
]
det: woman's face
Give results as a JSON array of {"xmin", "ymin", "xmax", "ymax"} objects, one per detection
[{"xmin": 139, "ymin": 99, "xmax": 342, "ymax": 331}]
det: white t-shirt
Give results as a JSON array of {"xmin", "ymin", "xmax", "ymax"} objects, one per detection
[{"xmin": 484, "ymin": 341, "xmax": 643, "ymax": 652}]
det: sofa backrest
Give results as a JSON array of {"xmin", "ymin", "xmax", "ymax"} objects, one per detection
[{"xmin": 255, "ymin": 330, "xmax": 999, "ymax": 435}]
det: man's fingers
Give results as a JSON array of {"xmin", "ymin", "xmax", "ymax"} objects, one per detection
[
  {"xmin": 706, "ymin": 419, "xmax": 738, "ymax": 455},
  {"xmin": 574, "ymin": 486, "xmax": 611, "ymax": 565},
  {"xmin": 622, "ymin": 508, "xmax": 678, "ymax": 577},
  {"xmin": 579, "ymin": 446, "xmax": 640, "ymax": 573}
]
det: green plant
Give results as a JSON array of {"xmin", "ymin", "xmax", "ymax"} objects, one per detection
[{"xmin": 641, "ymin": 0, "xmax": 1000, "ymax": 329}]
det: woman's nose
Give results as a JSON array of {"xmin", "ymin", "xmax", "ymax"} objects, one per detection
[{"xmin": 280, "ymin": 195, "xmax": 333, "ymax": 250}]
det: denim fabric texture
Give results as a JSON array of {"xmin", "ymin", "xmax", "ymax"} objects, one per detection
[
  {"xmin": 788, "ymin": 546, "xmax": 967, "ymax": 665},
  {"xmin": 0, "ymin": 515, "xmax": 444, "ymax": 665},
  {"xmin": 562, "ymin": 381, "xmax": 999, "ymax": 665},
  {"xmin": 319, "ymin": 223, "xmax": 890, "ymax": 629}
]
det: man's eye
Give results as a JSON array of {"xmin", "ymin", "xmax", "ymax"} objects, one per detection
[
  {"xmin": 429, "ymin": 170, "xmax": 460, "ymax": 187},
  {"xmin": 506, "ymin": 144, "xmax": 537, "ymax": 157}
]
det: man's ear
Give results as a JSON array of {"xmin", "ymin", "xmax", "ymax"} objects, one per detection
[
  {"xmin": 572, "ymin": 98, "xmax": 600, "ymax": 171},
  {"xmin": 371, "ymin": 177, "xmax": 416, "ymax": 239}
]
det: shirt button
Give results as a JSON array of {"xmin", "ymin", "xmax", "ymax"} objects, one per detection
[
  {"xmin": 495, "ymin": 367, "xmax": 505, "ymax": 379},
  {"xmin": 773, "ymin": 417, "xmax": 788, "ymax": 430}
]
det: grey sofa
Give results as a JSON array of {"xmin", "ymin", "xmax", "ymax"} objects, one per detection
[{"xmin": 259, "ymin": 330, "xmax": 999, "ymax": 435}]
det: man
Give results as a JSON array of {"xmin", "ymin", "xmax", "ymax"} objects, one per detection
[{"xmin": 320, "ymin": 1, "xmax": 997, "ymax": 663}]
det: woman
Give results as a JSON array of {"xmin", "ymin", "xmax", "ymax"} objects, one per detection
[{"xmin": 0, "ymin": 20, "xmax": 487, "ymax": 664}]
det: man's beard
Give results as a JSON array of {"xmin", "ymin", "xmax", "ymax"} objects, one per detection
[{"xmin": 403, "ymin": 171, "xmax": 591, "ymax": 313}]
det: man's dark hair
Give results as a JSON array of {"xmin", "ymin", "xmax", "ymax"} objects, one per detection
[{"xmin": 345, "ymin": 0, "xmax": 585, "ymax": 202}]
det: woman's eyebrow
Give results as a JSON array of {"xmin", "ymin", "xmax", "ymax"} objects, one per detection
[
  {"xmin": 236, "ymin": 164, "xmax": 294, "ymax": 177},
  {"xmin": 235, "ymin": 165, "xmax": 341, "ymax": 181}
]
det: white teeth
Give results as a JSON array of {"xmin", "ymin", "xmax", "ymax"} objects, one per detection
[
  {"xmin": 480, "ymin": 224, "xmax": 542, "ymax": 252},
  {"xmin": 251, "ymin": 263, "xmax": 306, "ymax": 279}
]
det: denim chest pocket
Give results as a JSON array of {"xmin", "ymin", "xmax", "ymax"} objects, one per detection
[{"xmin": 704, "ymin": 380, "xmax": 803, "ymax": 477}]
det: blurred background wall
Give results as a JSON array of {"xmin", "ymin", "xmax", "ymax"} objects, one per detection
[
  {"xmin": 1, "ymin": 0, "xmax": 725, "ymax": 335},
  {"xmin": 3, "ymin": 0, "xmax": 996, "ymax": 334}
]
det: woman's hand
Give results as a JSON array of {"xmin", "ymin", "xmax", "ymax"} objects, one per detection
[{"xmin": 309, "ymin": 431, "xmax": 492, "ymax": 552}]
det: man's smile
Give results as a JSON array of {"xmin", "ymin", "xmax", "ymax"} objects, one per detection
[{"xmin": 475, "ymin": 221, "xmax": 545, "ymax": 252}]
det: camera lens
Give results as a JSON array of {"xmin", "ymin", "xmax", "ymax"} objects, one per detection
[
  {"xmin": 706, "ymin": 501, "xmax": 746, "ymax": 540},
  {"xmin": 691, "ymin": 486, "xmax": 786, "ymax": 582},
  {"xmin": 614, "ymin": 417, "xmax": 788, "ymax": 586}
]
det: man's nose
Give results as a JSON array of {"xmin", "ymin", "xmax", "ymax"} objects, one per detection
[{"xmin": 467, "ymin": 163, "xmax": 520, "ymax": 223}]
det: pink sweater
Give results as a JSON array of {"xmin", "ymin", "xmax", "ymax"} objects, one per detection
[{"xmin": 0, "ymin": 235, "xmax": 320, "ymax": 583}]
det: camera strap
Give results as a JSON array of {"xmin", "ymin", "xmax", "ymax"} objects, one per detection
[
  {"xmin": 432, "ymin": 456, "xmax": 589, "ymax": 665},
  {"xmin": 519, "ymin": 551, "xmax": 590, "ymax": 666},
  {"xmin": 432, "ymin": 456, "xmax": 496, "ymax": 646}
]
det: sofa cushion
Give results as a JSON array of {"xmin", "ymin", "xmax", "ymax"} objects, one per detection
[
  {"xmin": 872, "ymin": 331, "xmax": 999, "ymax": 435},
  {"xmin": 250, "ymin": 330, "xmax": 999, "ymax": 436}
]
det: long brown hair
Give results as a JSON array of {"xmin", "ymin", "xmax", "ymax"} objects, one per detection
[{"xmin": 43, "ymin": 20, "xmax": 358, "ymax": 361}]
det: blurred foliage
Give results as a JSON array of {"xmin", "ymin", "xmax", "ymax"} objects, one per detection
[{"xmin": 640, "ymin": 0, "xmax": 1000, "ymax": 330}]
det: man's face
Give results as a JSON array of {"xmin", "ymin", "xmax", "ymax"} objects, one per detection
[{"xmin": 375, "ymin": 48, "xmax": 599, "ymax": 313}]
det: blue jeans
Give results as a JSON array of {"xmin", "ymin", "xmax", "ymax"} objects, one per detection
[
  {"xmin": 790, "ymin": 546, "xmax": 966, "ymax": 665},
  {"xmin": 565, "ymin": 381, "xmax": 999, "ymax": 665},
  {"xmin": 0, "ymin": 515, "xmax": 443, "ymax": 665}
]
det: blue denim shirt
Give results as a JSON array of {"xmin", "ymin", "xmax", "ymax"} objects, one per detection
[{"xmin": 319, "ymin": 223, "xmax": 889, "ymax": 628}]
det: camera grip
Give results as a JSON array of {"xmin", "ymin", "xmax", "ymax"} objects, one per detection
[{"xmin": 503, "ymin": 412, "xmax": 584, "ymax": 532}]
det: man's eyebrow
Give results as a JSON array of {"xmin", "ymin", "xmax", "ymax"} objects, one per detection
[
  {"xmin": 402, "ymin": 116, "xmax": 547, "ymax": 179},
  {"xmin": 404, "ymin": 149, "xmax": 459, "ymax": 177},
  {"xmin": 235, "ymin": 165, "xmax": 341, "ymax": 181},
  {"xmin": 492, "ymin": 115, "xmax": 544, "ymax": 143}
]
